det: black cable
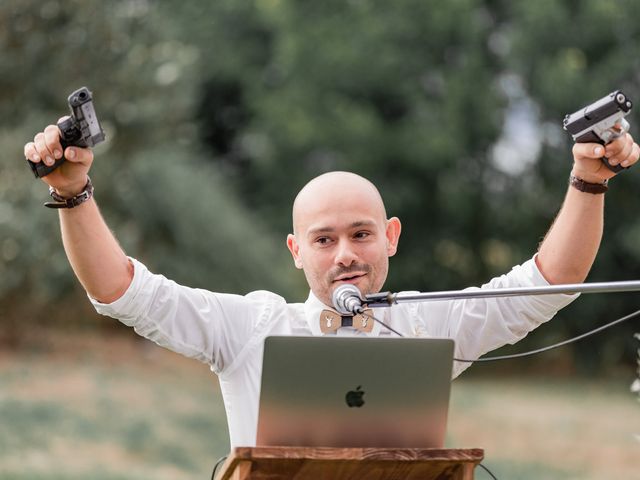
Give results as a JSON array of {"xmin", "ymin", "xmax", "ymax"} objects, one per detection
[
  {"xmin": 210, "ymin": 455, "xmax": 228, "ymax": 480},
  {"xmin": 455, "ymin": 307, "xmax": 640, "ymax": 363},
  {"xmin": 362, "ymin": 308, "xmax": 640, "ymax": 363},
  {"xmin": 478, "ymin": 463, "xmax": 499, "ymax": 479},
  {"xmin": 360, "ymin": 309, "xmax": 405, "ymax": 337}
]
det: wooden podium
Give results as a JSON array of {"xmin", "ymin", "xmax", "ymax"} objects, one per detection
[{"xmin": 216, "ymin": 446, "xmax": 484, "ymax": 480}]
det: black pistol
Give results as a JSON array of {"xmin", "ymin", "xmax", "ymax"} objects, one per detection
[
  {"xmin": 563, "ymin": 90, "xmax": 632, "ymax": 173},
  {"xmin": 28, "ymin": 86, "xmax": 106, "ymax": 178}
]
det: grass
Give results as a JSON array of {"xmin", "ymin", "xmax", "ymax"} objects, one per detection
[
  {"xmin": 0, "ymin": 330, "xmax": 637, "ymax": 479},
  {"xmin": 448, "ymin": 375, "xmax": 639, "ymax": 479},
  {"xmin": 0, "ymin": 331, "xmax": 228, "ymax": 480}
]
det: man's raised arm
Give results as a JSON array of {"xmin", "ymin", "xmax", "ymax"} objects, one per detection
[
  {"xmin": 536, "ymin": 133, "xmax": 639, "ymax": 285},
  {"xmin": 24, "ymin": 122, "xmax": 133, "ymax": 304}
]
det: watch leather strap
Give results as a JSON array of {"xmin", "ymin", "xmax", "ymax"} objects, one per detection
[
  {"xmin": 569, "ymin": 175, "xmax": 608, "ymax": 194},
  {"xmin": 45, "ymin": 176, "xmax": 94, "ymax": 208}
]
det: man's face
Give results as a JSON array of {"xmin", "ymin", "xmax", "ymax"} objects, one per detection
[{"xmin": 287, "ymin": 174, "xmax": 401, "ymax": 307}]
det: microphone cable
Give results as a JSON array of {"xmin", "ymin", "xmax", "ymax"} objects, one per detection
[
  {"xmin": 358, "ymin": 306, "xmax": 405, "ymax": 337},
  {"xmin": 478, "ymin": 463, "xmax": 499, "ymax": 479},
  {"xmin": 360, "ymin": 307, "xmax": 640, "ymax": 363},
  {"xmin": 210, "ymin": 455, "xmax": 228, "ymax": 480}
]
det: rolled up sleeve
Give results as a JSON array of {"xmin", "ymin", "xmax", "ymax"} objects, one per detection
[{"xmin": 422, "ymin": 256, "xmax": 579, "ymax": 377}]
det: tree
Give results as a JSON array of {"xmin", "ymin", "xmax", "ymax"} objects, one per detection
[
  {"xmin": 0, "ymin": 0, "xmax": 294, "ymax": 335},
  {"xmin": 4, "ymin": 0, "xmax": 640, "ymax": 370}
]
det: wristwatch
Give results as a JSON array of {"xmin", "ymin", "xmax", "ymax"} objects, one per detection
[
  {"xmin": 45, "ymin": 176, "xmax": 94, "ymax": 208},
  {"xmin": 569, "ymin": 174, "xmax": 608, "ymax": 194}
]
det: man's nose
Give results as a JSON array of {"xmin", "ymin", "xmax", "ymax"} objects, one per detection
[{"xmin": 334, "ymin": 240, "xmax": 358, "ymax": 266}]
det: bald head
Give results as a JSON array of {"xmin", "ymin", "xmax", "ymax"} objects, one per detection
[
  {"xmin": 286, "ymin": 171, "xmax": 401, "ymax": 307},
  {"xmin": 292, "ymin": 171, "xmax": 387, "ymax": 235}
]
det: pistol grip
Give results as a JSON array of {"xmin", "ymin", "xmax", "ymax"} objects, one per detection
[
  {"xmin": 27, "ymin": 120, "xmax": 75, "ymax": 178},
  {"xmin": 601, "ymin": 156, "xmax": 626, "ymax": 173},
  {"xmin": 574, "ymin": 127, "xmax": 628, "ymax": 174},
  {"xmin": 601, "ymin": 121, "xmax": 630, "ymax": 173},
  {"xmin": 28, "ymin": 153, "xmax": 66, "ymax": 178}
]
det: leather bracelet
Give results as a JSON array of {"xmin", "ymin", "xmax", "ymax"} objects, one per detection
[
  {"xmin": 569, "ymin": 174, "xmax": 608, "ymax": 194},
  {"xmin": 44, "ymin": 177, "xmax": 94, "ymax": 209}
]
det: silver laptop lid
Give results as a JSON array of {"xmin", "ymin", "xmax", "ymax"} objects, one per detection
[{"xmin": 256, "ymin": 336, "xmax": 454, "ymax": 448}]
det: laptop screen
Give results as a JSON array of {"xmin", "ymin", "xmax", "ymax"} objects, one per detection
[{"xmin": 256, "ymin": 336, "xmax": 454, "ymax": 448}]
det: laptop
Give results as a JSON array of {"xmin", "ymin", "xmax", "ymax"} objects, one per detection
[{"xmin": 256, "ymin": 335, "xmax": 454, "ymax": 448}]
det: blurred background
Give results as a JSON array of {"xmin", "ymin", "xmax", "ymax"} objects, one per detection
[{"xmin": 1, "ymin": 0, "xmax": 639, "ymax": 478}]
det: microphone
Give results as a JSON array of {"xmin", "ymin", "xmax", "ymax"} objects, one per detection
[{"xmin": 332, "ymin": 284, "xmax": 365, "ymax": 315}]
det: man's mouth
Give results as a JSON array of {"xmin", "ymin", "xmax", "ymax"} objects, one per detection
[{"xmin": 332, "ymin": 273, "xmax": 367, "ymax": 283}]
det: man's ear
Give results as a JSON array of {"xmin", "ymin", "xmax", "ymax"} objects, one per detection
[
  {"xmin": 385, "ymin": 217, "xmax": 402, "ymax": 257},
  {"xmin": 286, "ymin": 234, "xmax": 304, "ymax": 269}
]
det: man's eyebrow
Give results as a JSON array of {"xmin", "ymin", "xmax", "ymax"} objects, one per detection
[
  {"xmin": 307, "ymin": 226, "xmax": 335, "ymax": 237},
  {"xmin": 350, "ymin": 220, "xmax": 376, "ymax": 228},
  {"xmin": 307, "ymin": 220, "xmax": 377, "ymax": 237}
]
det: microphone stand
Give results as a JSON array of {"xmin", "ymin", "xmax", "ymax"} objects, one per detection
[{"xmin": 364, "ymin": 280, "xmax": 640, "ymax": 308}]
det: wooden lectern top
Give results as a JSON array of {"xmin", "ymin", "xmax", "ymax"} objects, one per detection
[{"xmin": 216, "ymin": 446, "xmax": 484, "ymax": 480}]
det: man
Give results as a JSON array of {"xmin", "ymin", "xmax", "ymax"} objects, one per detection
[{"xmin": 23, "ymin": 122, "xmax": 639, "ymax": 448}]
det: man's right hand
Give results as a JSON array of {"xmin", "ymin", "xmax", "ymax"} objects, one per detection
[{"xmin": 23, "ymin": 117, "xmax": 94, "ymax": 198}]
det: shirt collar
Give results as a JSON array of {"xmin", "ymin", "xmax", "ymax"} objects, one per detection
[{"xmin": 303, "ymin": 290, "xmax": 383, "ymax": 337}]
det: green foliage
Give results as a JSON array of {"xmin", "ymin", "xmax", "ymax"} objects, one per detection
[
  {"xmin": 494, "ymin": 0, "xmax": 640, "ymax": 369},
  {"xmin": 119, "ymin": 147, "xmax": 297, "ymax": 295},
  {"xmin": 0, "ymin": 0, "xmax": 294, "ymax": 311},
  {"xmin": 179, "ymin": 0, "xmax": 508, "ymax": 290},
  {"xmin": 3, "ymin": 0, "xmax": 640, "ymax": 369}
]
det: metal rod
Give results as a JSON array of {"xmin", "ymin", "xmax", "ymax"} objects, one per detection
[{"xmin": 364, "ymin": 280, "xmax": 640, "ymax": 307}]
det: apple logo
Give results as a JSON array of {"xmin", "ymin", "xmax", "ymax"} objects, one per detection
[{"xmin": 345, "ymin": 385, "xmax": 365, "ymax": 408}]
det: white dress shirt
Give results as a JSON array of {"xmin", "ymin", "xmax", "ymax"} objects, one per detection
[{"xmin": 91, "ymin": 256, "xmax": 577, "ymax": 448}]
